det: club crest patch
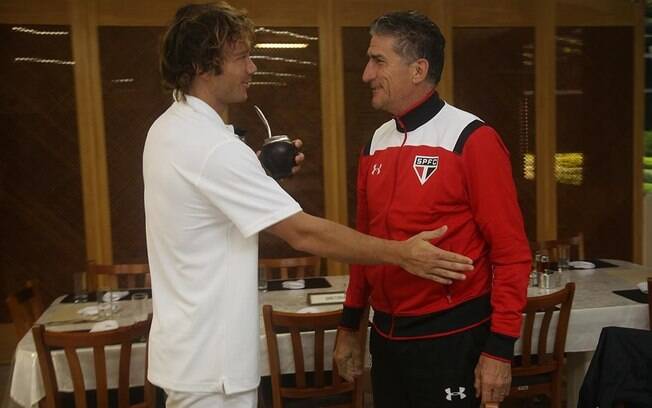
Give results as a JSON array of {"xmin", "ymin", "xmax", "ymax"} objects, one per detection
[{"xmin": 413, "ymin": 155, "xmax": 439, "ymax": 185}]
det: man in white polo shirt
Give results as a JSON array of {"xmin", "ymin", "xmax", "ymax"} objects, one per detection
[{"xmin": 144, "ymin": 3, "xmax": 474, "ymax": 407}]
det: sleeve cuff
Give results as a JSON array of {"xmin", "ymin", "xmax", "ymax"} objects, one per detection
[
  {"xmin": 340, "ymin": 305, "xmax": 364, "ymax": 330},
  {"xmin": 483, "ymin": 331, "xmax": 517, "ymax": 361}
]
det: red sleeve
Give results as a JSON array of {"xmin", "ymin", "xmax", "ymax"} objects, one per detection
[
  {"xmin": 340, "ymin": 151, "xmax": 372, "ymax": 330},
  {"xmin": 461, "ymin": 126, "xmax": 531, "ymax": 342}
]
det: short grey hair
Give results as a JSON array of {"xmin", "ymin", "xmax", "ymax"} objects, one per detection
[{"xmin": 370, "ymin": 10, "xmax": 445, "ymax": 84}]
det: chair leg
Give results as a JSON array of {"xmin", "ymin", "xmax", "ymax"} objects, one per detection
[{"xmin": 551, "ymin": 375, "xmax": 562, "ymax": 408}]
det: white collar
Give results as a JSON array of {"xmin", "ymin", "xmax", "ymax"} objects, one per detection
[{"xmin": 180, "ymin": 95, "xmax": 236, "ymax": 135}]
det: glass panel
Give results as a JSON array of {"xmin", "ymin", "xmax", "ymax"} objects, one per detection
[
  {"xmin": 556, "ymin": 27, "xmax": 633, "ymax": 260},
  {"xmin": 99, "ymin": 26, "xmax": 168, "ymax": 263},
  {"xmin": 453, "ymin": 28, "xmax": 536, "ymax": 241},
  {"xmin": 0, "ymin": 24, "xmax": 85, "ymax": 313},
  {"xmin": 342, "ymin": 27, "xmax": 392, "ymax": 227},
  {"xmin": 230, "ymin": 27, "xmax": 324, "ymax": 259}
]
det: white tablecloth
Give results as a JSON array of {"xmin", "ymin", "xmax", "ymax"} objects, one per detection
[{"xmin": 10, "ymin": 261, "xmax": 651, "ymax": 407}]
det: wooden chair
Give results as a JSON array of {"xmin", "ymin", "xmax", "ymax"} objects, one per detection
[
  {"xmin": 86, "ymin": 261, "xmax": 150, "ymax": 291},
  {"xmin": 259, "ymin": 256, "xmax": 321, "ymax": 280},
  {"xmin": 6, "ymin": 279, "xmax": 45, "ymax": 339},
  {"xmin": 536, "ymin": 233, "xmax": 585, "ymax": 260},
  {"xmin": 508, "ymin": 282, "xmax": 575, "ymax": 408},
  {"xmin": 32, "ymin": 318, "xmax": 154, "ymax": 408},
  {"xmin": 262, "ymin": 305, "xmax": 369, "ymax": 408}
]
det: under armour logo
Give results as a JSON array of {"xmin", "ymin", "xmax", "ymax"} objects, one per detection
[
  {"xmin": 371, "ymin": 163, "xmax": 382, "ymax": 175},
  {"xmin": 444, "ymin": 387, "xmax": 466, "ymax": 401}
]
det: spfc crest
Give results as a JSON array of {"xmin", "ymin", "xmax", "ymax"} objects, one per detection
[{"xmin": 413, "ymin": 155, "xmax": 438, "ymax": 185}]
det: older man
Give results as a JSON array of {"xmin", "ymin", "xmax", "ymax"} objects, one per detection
[{"xmin": 335, "ymin": 10, "xmax": 531, "ymax": 408}]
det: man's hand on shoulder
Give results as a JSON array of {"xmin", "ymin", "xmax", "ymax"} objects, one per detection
[{"xmin": 398, "ymin": 225, "xmax": 473, "ymax": 284}]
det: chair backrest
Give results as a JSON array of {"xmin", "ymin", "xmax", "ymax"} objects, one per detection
[
  {"xmin": 263, "ymin": 304, "xmax": 369, "ymax": 408},
  {"xmin": 535, "ymin": 233, "xmax": 585, "ymax": 260},
  {"xmin": 87, "ymin": 261, "xmax": 150, "ymax": 291},
  {"xmin": 510, "ymin": 282, "xmax": 575, "ymax": 405},
  {"xmin": 6, "ymin": 279, "xmax": 45, "ymax": 339},
  {"xmin": 259, "ymin": 256, "xmax": 322, "ymax": 280},
  {"xmin": 32, "ymin": 318, "xmax": 154, "ymax": 408}
]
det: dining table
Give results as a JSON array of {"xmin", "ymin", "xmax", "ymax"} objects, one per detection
[{"xmin": 8, "ymin": 259, "xmax": 651, "ymax": 408}]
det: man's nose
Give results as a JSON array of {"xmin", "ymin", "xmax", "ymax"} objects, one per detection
[{"xmin": 362, "ymin": 62, "xmax": 373, "ymax": 83}]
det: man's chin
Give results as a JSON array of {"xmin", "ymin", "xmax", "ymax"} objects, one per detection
[{"xmin": 370, "ymin": 99, "xmax": 384, "ymax": 110}]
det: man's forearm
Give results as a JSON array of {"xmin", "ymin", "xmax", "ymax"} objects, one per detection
[
  {"xmin": 267, "ymin": 212, "xmax": 403, "ymax": 265},
  {"xmin": 267, "ymin": 212, "xmax": 472, "ymax": 283}
]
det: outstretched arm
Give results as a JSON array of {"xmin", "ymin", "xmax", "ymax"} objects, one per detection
[{"xmin": 266, "ymin": 211, "xmax": 473, "ymax": 283}]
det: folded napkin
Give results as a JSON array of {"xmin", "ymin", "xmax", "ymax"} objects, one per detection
[
  {"xmin": 568, "ymin": 261, "xmax": 595, "ymax": 269},
  {"xmin": 77, "ymin": 306, "xmax": 99, "ymax": 316},
  {"xmin": 297, "ymin": 306, "xmax": 322, "ymax": 314},
  {"xmin": 282, "ymin": 279, "xmax": 305, "ymax": 290},
  {"xmin": 77, "ymin": 304, "xmax": 120, "ymax": 317},
  {"xmin": 102, "ymin": 291, "xmax": 129, "ymax": 302},
  {"xmin": 90, "ymin": 320, "xmax": 119, "ymax": 332},
  {"xmin": 637, "ymin": 281, "xmax": 648, "ymax": 294}
]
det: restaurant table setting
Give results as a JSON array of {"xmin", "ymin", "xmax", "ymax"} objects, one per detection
[
  {"xmin": 9, "ymin": 290, "xmax": 152, "ymax": 407},
  {"xmin": 8, "ymin": 261, "xmax": 652, "ymax": 408}
]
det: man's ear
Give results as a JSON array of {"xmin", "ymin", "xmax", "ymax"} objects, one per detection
[{"xmin": 411, "ymin": 58, "xmax": 429, "ymax": 84}]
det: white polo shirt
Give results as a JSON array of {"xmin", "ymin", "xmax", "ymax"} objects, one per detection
[{"xmin": 143, "ymin": 95, "xmax": 301, "ymax": 394}]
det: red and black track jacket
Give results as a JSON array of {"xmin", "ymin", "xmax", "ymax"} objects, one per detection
[{"xmin": 340, "ymin": 91, "xmax": 531, "ymax": 361}]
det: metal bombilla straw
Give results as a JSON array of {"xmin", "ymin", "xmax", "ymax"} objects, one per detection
[{"xmin": 254, "ymin": 105, "xmax": 272, "ymax": 139}]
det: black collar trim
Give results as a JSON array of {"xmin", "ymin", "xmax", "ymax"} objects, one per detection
[{"xmin": 394, "ymin": 91, "xmax": 445, "ymax": 133}]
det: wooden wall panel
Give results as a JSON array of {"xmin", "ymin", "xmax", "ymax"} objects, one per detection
[
  {"xmin": 97, "ymin": 0, "xmax": 322, "ymax": 26},
  {"xmin": 99, "ymin": 26, "xmax": 168, "ymax": 263},
  {"xmin": 97, "ymin": 0, "xmax": 188, "ymax": 26},
  {"xmin": 452, "ymin": 0, "xmax": 534, "ymax": 27},
  {"xmin": 557, "ymin": 0, "xmax": 637, "ymax": 26},
  {"xmin": 0, "ymin": 0, "xmax": 642, "ymax": 289},
  {"xmin": 0, "ymin": 0, "xmax": 69, "ymax": 24},
  {"xmin": 71, "ymin": 0, "xmax": 113, "ymax": 264},
  {"xmin": 336, "ymin": 0, "xmax": 432, "ymax": 26},
  {"xmin": 535, "ymin": 0, "xmax": 557, "ymax": 241},
  {"xmin": 556, "ymin": 27, "xmax": 634, "ymax": 260},
  {"xmin": 454, "ymin": 27, "xmax": 537, "ymax": 241},
  {"xmin": 0, "ymin": 24, "xmax": 86, "ymax": 321}
]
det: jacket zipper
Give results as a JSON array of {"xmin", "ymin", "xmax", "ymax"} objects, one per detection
[{"xmin": 381, "ymin": 122, "xmax": 408, "ymax": 318}]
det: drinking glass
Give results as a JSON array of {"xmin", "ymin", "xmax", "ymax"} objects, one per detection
[
  {"xmin": 556, "ymin": 244, "xmax": 570, "ymax": 272},
  {"xmin": 97, "ymin": 287, "xmax": 114, "ymax": 319},
  {"xmin": 72, "ymin": 272, "xmax": 89, "ymax": 303},
  {"xmin": 131, "ymin": 293, "xmax": 148, "ymax": 321},
  {"xmin": 258, "ymin": 267, "xmax": 267, "ymax": 292}
]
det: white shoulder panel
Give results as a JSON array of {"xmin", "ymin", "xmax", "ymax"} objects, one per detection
[{"xmin": 368, "ymin": 103, "xmax": 483, "ymax": 154}]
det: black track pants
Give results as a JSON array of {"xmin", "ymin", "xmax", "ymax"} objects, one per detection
[{"xmin": 370, "ymin": 322, "xmax": 489, "ymax": 408}]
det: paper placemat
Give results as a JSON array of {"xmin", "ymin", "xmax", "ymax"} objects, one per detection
[
  {"xmin": 612, "ymin": 289, "xmax": 648, "ymax": 304},
  {"xmin": 61, "ymin": 288, "xmax": 151, "ymax": 303},
  {"xmin": 560, "ymin": 259, "xmax": 618, "ymax": 270}
]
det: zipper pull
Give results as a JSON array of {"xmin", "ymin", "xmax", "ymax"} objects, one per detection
[{"xmin": 445, "ymin": 287, "xmax": 452, "ymax": 304}]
